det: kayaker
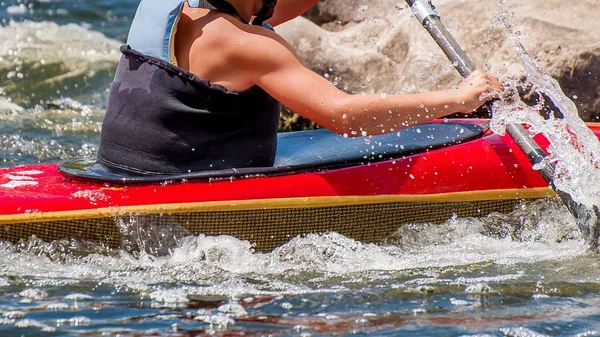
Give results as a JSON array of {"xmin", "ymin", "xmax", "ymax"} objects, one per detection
[{"xmin": 97, "ymin": 0, "xmax": 503, "ymax": 175}]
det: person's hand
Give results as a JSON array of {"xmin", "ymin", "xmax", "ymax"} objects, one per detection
[{"xmin": 456, "ymin": 70, "xmax": 503, "ymax": 113}]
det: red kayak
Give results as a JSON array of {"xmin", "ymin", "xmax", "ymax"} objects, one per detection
[{"xmin": 2, "ymin": 119, "xmax": 592, "ymax": 251}]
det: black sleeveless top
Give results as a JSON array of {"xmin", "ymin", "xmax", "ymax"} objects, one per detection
[{"xmin": 97, "ymin": 3, "xmax": 280, "ymax": 175}]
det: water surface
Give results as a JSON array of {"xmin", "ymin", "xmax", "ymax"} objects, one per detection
[{"xmin": 1, "ymin": 1, "xmax": 600, "ymax": 336}]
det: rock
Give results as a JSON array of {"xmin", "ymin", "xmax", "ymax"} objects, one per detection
[{"xmin": 277, "ymin": 0, "xmax": 600, "ymax": 121}]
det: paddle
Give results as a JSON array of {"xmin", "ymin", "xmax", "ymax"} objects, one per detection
[{"xmin": 404, "ymin": 0, "xmax": 600, "ymax": 246}]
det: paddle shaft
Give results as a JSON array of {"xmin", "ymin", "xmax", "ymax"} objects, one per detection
[{"xmin": 404, "ymin": 0, "xmax": 588, "ymax": 223}]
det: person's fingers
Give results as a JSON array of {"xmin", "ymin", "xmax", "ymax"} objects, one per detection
[
  {"xmin": 489, "ymin": 79, "xmax": 502, "ymax": 89},
  {"xmin": 489, "ymin": 83, "xmax": 503, "ymax": 93},
  {"xmin": 482, "ymin": 74, "xmax": 503, "ymax": 93}
]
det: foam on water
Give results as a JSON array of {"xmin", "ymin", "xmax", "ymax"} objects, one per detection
[
  {"xmin": 0, "ymin": 199, "xmax": 590, "ymax": 306},
  {"xmin": 0, "ymin": 20, "xmax": 121, "ymax": 64},
  {"xmin": 0, "ymin": 98, "xmax": 23, "ymax": 112},
  {"xmin": 0, "ymin": 21, "xmax": 118, "ymax": 166},
  {"xmin": 0, "ymin": 134, "xmax": 98, "ymax": 162},
  {"xmin": 0, "ymin": 20, "xmax": 120, "ymax": 106}
]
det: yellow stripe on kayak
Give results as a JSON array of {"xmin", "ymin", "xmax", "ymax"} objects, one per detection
[{"xmin": 0, "ymin": 187, "xmax": 554, "ymax": 225}]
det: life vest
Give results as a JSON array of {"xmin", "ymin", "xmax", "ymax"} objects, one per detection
[{"xmin": 98, "ymin": 0, "xmax": 280, "ymax": 175}]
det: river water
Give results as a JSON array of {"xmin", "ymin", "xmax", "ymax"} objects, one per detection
[{"xmin": 1, "ymin": 1, "xmax": 600, "ymax": 336}]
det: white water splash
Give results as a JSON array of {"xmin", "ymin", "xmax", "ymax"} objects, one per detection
[
  {"xmin": 500, "ymin": 327, "xmax": 549, "ymax": 337},
  {"xmin": 490, "ymin": 10, "xmax": 600, "ymax": 210},
  {"xmin": 0, "ymin": 134, "xmax": 98, "ymax": 163},
  {"xmin": 0, "ymin": 21, "xmax": 121, "ymax": 109},
  {"xmin": 0, "ymin": 21, "xmax": 121, "ymax": 66},
  {"xmin": 13, "ymin": 319, "xmax": 56, "ymax": 332},
  {"xmin": 0, "ymin": 199, "xmax": 588, "ymax": 299},
  {"xmin": 0, "ymin": 99, "xmax": 23, "ymax": 112}
]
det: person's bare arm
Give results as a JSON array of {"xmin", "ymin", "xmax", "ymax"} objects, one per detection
[
  {"xmin": 233, "ymin": 28, "xmax": 501, "ymax": 136},
  {"xmin": 265, "ymin": 0, "xmax": 318, "ymax": 27}
]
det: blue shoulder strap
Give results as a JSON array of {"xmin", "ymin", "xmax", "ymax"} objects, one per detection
[
  {"xmin": 127, "ymin": 0, "xmax": 189, "ymax": 64},
  {"xmin": 126, "ymin": 0, "xmax": 255, "ymax": 64}
]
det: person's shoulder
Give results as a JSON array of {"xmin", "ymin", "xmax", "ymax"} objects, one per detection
[
  {"xmin": 206, "ymin": 18, "xmax": 290, "ymax": 62},
  {"xmin": 200, "ymin": 15, "xmax": 280, "ymax": 41}
]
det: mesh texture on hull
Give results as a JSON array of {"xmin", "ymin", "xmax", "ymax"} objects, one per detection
[{"xmin": 0, "ymin": 199, "xmax": 524, "ymax": 251}]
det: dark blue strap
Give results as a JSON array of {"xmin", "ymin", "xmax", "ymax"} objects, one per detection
[{"xmin": 197, "ymin": 0, "xmax": 248, "ymax": 23}]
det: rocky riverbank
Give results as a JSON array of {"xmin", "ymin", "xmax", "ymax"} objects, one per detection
[{"xmin": 277, "ymin": 0, "xmax": 600, "ymax": 129}]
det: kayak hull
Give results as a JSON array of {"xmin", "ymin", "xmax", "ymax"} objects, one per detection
[
  {"xmin": 0, "ymin": 194, "xmax": 531, "ymax": 251},
  {"xmin": 1, "ymin": 119, "xmax": 577, "ymax": 251}
]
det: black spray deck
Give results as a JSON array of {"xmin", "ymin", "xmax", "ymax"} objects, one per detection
[{"xmin": 59, "ymin": 121, "xmax": 485, "ymax": 183}]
